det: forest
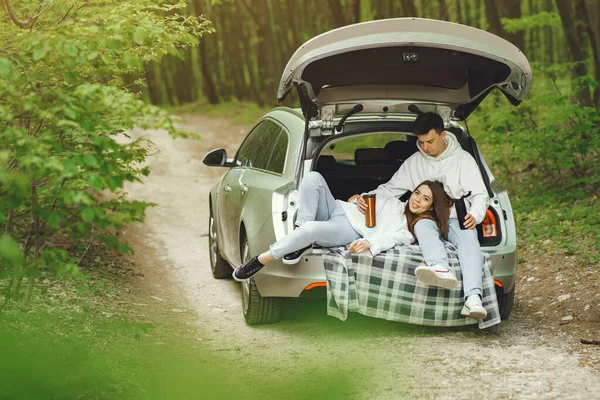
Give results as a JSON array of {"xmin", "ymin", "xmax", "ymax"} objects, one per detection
[{"xmin": 0, "ymin": 1, "xmax": 599, "ymax": 398}]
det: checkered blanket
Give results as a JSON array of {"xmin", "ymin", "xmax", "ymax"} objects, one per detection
[{"xmin": 323, "ymin": 242, "xmax": 501, "ymax": 329}]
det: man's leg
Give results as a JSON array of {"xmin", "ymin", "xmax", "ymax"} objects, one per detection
[
  {"xmin": 447, "ymin": 219, "xmax": 483, "ymax": 298},
  {"xmin": 413, "ymin": 219, "xmax": 457, "ymax": 290},
  {"xmin": 270, "ymin": 215, "xmax": 360, "ymax": 260},
  {"xmin": 295, "ymin": 171, "xmax": 343, "ymax": 225}
]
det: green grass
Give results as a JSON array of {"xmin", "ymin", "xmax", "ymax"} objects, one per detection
[
  {"xmin": 0, "ymin": 278, "xmax": 356, "ymax": 400},
  {"xmin": 166, "ymin": 99, "xmax": 271, "ymax": 125}
]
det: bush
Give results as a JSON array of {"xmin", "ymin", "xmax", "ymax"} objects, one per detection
[{"xmin": 0, "ymin": 0, "xmax": 213, "ymax": 302}]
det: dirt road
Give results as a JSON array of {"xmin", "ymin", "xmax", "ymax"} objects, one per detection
[{"xmin": 121, "ymin": 114, "xmax": 600, "ymax": 399}]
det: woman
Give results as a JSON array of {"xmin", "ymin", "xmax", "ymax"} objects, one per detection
[{"xmin": 233, "ymin": 172, "xmax": 453, "ymax": 283}]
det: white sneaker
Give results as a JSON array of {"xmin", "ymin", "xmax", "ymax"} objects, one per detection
[
  {"xmin": 414, "ymin": 265, "xmax": 458, "ymax": 290},
  {"xmin": 461, "ymin": 295, "xmax": 487, "ymax": 320}
]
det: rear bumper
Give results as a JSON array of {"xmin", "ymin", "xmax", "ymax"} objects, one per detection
[
  {"xmin": 486, "ymin": 246, "xmax": 517, "ymax": 293},
  {"xmin": 254, "ymin": 251, "xmax": 327, "ymax": 297}
]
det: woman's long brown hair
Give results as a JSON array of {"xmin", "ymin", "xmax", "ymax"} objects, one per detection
[{"xmin": 404, "ymin": 180, "xmax": 453, "ymax": 241}]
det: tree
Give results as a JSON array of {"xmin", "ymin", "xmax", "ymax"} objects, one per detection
[
  {"xmin": 555, "ymin": 0, "xmax": 594, "ymax": 107},
  {"xmin": 0, "ymin": 0, "xmax": 212, "ymax": 303}
]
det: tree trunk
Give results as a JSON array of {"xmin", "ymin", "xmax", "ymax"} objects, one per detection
[
  {"xmin": 456, "ymin": 0, "xmax": 464, "ymax": 24},
  {"xmin": 581, "ymin": 0, "xmax": 600, "ymax": 109},
  {"xmin": 484, "ymin": 0, "xmax": 504, "ymax": 36},
  {"xmin": 401, "ymin": 0, "xmax": 418, "ymax": 16},
  {"xmin": 327, "ymin": 0, "xmax": 347, "ymax": 27},
  {"xmin": 499, "ymin": 0, "xmax": 524, "ymax": 50},
  {"xmin": 555, "ymin": 0, "xmax": 594, "ymax": 107},
  {"xmin": 545, "ymin": 0, "xmax": 554, "ymax": 64},
  {"xmin": 347, "ymin": 0, "xmax": 360, "ymax": 24},
  {"xmin": 474, "ymin": 0, "xmax": 483, "ymax": 28},
  {"xmin": 438, "ymin": 0, "xmax": 449, "ymax": 20}
]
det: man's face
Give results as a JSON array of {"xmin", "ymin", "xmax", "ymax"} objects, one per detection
[{"xmin": 417, "ymin": 129, "xmax": 447, "ymax": 158}]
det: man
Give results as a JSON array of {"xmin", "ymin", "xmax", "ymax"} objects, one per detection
[{"xmin": 349, "ymin": 112, "xmax": 489, "ymax": 320}]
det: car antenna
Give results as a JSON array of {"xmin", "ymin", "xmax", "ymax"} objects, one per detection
[{"xmin": 335, "ymin": 104, "xmax": 363, "ymax": 132}]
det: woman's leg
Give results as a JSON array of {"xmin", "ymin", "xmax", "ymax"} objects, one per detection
[
  {"xmin": 413, "ymin": 218, "xmax": 457, "ymax": 289},
  {"xmin": 413, "ymin": 218, "xmax": 449, "ymax": 267},
  {"xmin": 295, "ymin": 171, "xmax": 344, "ymax": 225},
  {"xmin": 269, "ymin": 215, "xmax": 360, "ymax": 259}
]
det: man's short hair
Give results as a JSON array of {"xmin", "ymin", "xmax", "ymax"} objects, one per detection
[{"xmin": 414, "ymin": 112, "xmax": 444, "ymax": 135}]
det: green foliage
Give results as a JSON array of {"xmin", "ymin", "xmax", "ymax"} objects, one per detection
[
  {"xmin": 502, "ymin": 11, "xmax": 562, "ymax": 33},
  {"xmin": 471, "ymin": 64, "xmax": 600, "ymax": 263},
  {"xmin": 0, "ymin": 1, "xmax": 212, "ymax": 294}
]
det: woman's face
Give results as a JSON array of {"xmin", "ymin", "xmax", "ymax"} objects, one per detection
[{"xmin": 409, "ymin": 185, "xmax": 434, "ymax": 214}]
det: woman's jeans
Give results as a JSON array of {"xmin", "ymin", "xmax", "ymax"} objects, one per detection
[
  {"xmin": 269, "ymin": 172, "xmax": 361, "ymax": 259},
  {"xmin": 413, "ymin": 218, "xmax": 483, "ymax": 299}
]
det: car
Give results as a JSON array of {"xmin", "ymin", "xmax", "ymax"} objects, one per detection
[{"xmin": 203, "ymin": 17, "xmax": 532, "ymax": 325}]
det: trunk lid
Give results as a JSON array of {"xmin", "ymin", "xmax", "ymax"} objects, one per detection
[{"xmin": 278, "ymin": 18, "xmax": 532, "ymax": 120}]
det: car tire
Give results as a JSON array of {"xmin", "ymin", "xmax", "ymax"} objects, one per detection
[
  {"xmin": 240, "ymin": 236, "xmax": 282, "ymax": 325},
  {"xmin": 497, "ymin": 286, "xmax": 515, "ymax": 320},
  {"xmin": 209, "ymin": 204, "xmax": 231, "ymax": 279}
]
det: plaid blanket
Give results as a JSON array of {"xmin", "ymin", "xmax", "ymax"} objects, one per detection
[{"xmin": 323, "ymin": 242, "xmax": 501, "ymax": 329}]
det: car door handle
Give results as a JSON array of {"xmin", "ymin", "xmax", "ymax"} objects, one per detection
[
  {"xmin": 223, "ymin": 186, "xmax": 232, "ymax": 193},
  {"xmin": 240, "ymin": 185, "xmax": 248, "ymax": 195}
]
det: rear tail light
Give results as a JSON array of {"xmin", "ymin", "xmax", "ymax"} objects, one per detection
[{"xmin": 482, "ymin": 209, "xmax": 498, "ymax": 238}]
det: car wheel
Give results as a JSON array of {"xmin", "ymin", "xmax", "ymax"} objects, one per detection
[
  {"xmin": 497, "ymin": 286, "xmax": 515, "ymax": 320},
  {"xmin": 209, "ymin": 204, "xmax": 231, "ymax": 279},
  {"xmin": 240, "ymin": 237, "xmax": 282, "ymax": 325}
]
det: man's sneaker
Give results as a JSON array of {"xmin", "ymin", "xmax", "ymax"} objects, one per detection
[
  {"xmin": 461, "ymin": 294, "xmax": 487, "ymax": 320},
  {"xmin": 282, "ymin": 245, "xmax": 312, "ymax": 265},
  {"xmin": 414, "ymin": 264, "xmax": 458, "ymax": 290},
  {"xmin": 232, "ymin": 257, "xmax": 264, "ymax": 281}
]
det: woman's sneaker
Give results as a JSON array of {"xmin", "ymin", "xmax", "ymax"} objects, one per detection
[
  {"xmin": 282, "ymin": 245, "xmax": 312, "ymax": 265},
  {"xmin": 232, "ymin": 257, "xmax": 264, "ymax": 281},
  {"xmin": 414, "ymin": 264, "xmax": 458, "ymax": 290},
  {"xmin": 461, "ymin": 295, "xmax": 487, "ymax": 320}
]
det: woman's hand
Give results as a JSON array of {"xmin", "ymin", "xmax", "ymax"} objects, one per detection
[
  {"xmin": 347, "ymin": 194, "xmax": 367, "ymax": 214},
  {"xmin": 348, "ymin": 239, "xmax": 371, "ymax": 254}
]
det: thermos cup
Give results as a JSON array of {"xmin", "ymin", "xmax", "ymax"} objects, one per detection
[
  {"xmin": 454, "ymin": 191, "xmax": 471, "ymax": 230},
  {"xmin": 364, "ymin": 194, "xmax": 376, "ymax": 227}
]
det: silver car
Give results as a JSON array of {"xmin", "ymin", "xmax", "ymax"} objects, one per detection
[{"xmin": 204, "ymin": 18, "xmax": 532, "ymax": 325}]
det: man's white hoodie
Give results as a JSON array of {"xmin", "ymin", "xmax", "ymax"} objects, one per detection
[{"xmin": 365, "ymin": 132, "xmax": 490, "ymax": 224}]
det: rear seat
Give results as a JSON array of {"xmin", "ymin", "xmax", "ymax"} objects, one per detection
[{"xmin": 315, "ymin": 148, "xmax": 399, "ymax": 200}]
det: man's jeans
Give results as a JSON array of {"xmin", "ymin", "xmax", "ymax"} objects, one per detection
[
  {"xmin": 413, "ymin": 218, "xmax": 483, "ymax": 299},
  {"xmin": 270, "ymin": 172, "xmax": 360, "ymax": 259}
]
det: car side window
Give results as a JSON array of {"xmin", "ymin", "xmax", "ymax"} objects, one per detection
[
  {"xmin": 235, "ymin": 122, "xmax": 265, "ymax": 168},
  {"xmin": 252, "ymin": 121, "xmax": 280, "ymax": 171},
  {"xmin": 267, "ymin": 127, "xmax": 288, "ymax": 174}
]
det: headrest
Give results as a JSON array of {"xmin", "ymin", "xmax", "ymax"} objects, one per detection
[
  {"xmin": 316, "ymin": 155, "xmax": 336, "ymax": 167},
  {"xmin": 384, "ymin": 140, "xmax": 416, "ymax": 164},
  {"xmin": 354, "ymin": 148, "xmax": 388, "ymax": 165}
]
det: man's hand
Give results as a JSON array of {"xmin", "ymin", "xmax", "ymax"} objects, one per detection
[
  {"xmin": 463, "ymin": 213, "xmax": 477, "ymax": 229},
  {"xmin": 348, "ymin": 239, "xmax": 370, "ymax": 254},
  {"xmin": 347, "ymin": 194, "xmax": 367, "ymax": 214}
]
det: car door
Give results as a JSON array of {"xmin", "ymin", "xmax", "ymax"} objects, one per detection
[
  {"xmin": 219, "ymin": 122, "xmax": 266, "ymax": 258},
  {"xmin": 227, "ymin": 120, "xmax": 291, "ymax": 265}
]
